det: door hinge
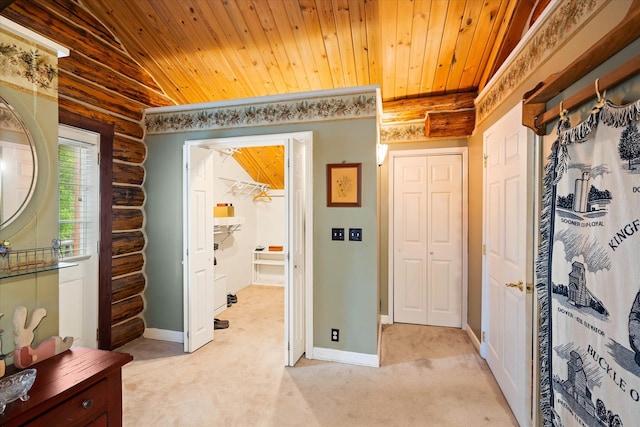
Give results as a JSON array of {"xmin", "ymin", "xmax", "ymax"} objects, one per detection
[
  {"xmin": 481, "ymin": 331, "xmax": 486, "ymax": 343},
  {"xmin": 483, "ymin": 154, "xmax": 488, "ymax": 168},
  {"xmin": 288, "ymin": 343, "xmax": 290, "ymax": 351},
  {"xmin": 482, "ymin": 244, "xmax": 486, "ymax": 255},
  {"xmin": 96, "ymin": 328, "xmax": 99, "ymax": 341}
]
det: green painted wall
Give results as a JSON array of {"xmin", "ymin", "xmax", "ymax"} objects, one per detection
[
  {"xmin": 144, "ymin": 116, "xmax": 379, "ymax": 355},
  {"xmin": 144, "ymin": 132, "xmax": 185, "ymax": 331},
  {"xmin": 0, "ymin": 86, "xmax": 60, "ymax": 357}
]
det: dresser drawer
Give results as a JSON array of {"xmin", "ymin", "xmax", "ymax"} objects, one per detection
[{"xmin": 25, "ymin": 379, "xmax": 108, "ymax": 427}]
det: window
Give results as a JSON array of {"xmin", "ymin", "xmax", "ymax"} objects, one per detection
[{"xmin": 58, "ymin": 126, "xmax": 99, "ymax": 259}]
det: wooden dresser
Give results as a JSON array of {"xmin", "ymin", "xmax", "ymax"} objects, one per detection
[{"xmin": 0, "ymin": 347, "xmax": 132, "ymax": 426}]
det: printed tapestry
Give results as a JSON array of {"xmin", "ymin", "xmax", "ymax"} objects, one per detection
[{"xmin": 537, "ymin": 98, "xmax": 640, "ymax": 427}]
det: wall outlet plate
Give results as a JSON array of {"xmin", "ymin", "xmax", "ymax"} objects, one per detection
[
  {"xmin": 331, "ymin": 328, "xmax": 339, "ymax": 342},
  {"xmin": 349, "ymin": 228, "xmax": 362, "ymax": 241},
  {"xmin": 332, "ymin": 228, "xmax": 344, "ymax": 241}
]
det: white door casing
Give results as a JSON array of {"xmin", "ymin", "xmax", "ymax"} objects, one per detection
[
  {"xmin": 186, "ymin": 132, "xmax": 313, "ymax": 365},
  {"xmin": 389, "ymin": 148, "xmax": 467, "ymax": 328},
  {"xmin": 58, "ymin": 125, "xmax": 100, "ymax": 349},
  {"xmin": 184, "ymin": 144, "xmax": 215, "ymax": 353},
  {"xmin": 287, "ymin": 137, "xmax": 306, "ymax": 365},
  {"xmin": 482, "ymin": 102, "xmax": 533, "ymax": 427}
]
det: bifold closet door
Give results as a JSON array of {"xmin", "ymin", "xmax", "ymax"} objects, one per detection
[{"xmin": 393, "ymin": 154, "xmax": 462, "ymax": 327}]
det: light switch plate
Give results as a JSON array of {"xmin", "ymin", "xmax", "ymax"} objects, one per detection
[
  {"xmin": 332, "ymin": 228, "xmax": 344, "ymax": 241},
  {"xmin": 349, "ymin": 228, "xmax": 362, "ymax": 241}
]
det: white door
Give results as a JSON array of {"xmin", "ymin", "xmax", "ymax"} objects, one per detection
[
  {"xmin": 392, "ymin": 152, "xmax": 463, "ymax": 327},
  {"xmin": 58, "ymin": 125, "xmax": 100, "ymax": 348},
  {"xmin": 287, "ymin": 137, "xmax": 306, "ymax": 365},
  {"xmin": 184, "ymin": 145, "xmax": 215, "ymax": 352},
  {"xmin": 482, "ymin": 102, "xmax": 533, "ymax": 427}
]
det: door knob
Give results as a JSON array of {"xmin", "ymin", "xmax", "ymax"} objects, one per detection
[{"xmin": 505, "ymin": 280, "xmax": 524, "ymax": 292}]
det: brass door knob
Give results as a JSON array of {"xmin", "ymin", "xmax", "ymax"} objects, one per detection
[{"xmin": 505, "ymin": 280, "xmax": 524, "ymax": 292}]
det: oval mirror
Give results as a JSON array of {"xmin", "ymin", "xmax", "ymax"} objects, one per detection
[{"xmin": 0, "ymin": 96, "xmax": 38, "ymax": 229}]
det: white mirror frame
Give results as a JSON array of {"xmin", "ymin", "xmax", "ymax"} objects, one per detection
[{"xmin": 0, "ymin": 95, "xmax": 38, "ymax": 229}]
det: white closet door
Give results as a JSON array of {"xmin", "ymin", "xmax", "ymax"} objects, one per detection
[
  {"xmin": 184, "ymin": 145, "xmax": 215, "ymax": 353},
  {"xmin": 393, "ymin": 153, "xmax": 463, "ymax": 327},
  {"xmin": 393, "ymin": 155, "xmax": 429, "ymax": 324},
  {"xmin": 426, "ymin": 154, "xmax": 462, "ymax": 327},
  {"xmin": 288, "ymin": 137, "xmax": 306, "ymax": 365}
]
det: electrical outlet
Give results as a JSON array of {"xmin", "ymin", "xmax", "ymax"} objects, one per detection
[
  {"xmin": 331, "ymin": 228, "xmax": 344, "ymax": 241},
  {"xmin": 349, "ymin": 228, "xmax": 362, "ymax": 241},
  {"xmin": 331, "ymin": 328, "xmax": 339, "ymax": 342}
]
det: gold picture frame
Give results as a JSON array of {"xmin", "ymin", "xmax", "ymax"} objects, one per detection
[{"xmin": 326, "ymin": 163, "xmax": 362, "ymax": 207}]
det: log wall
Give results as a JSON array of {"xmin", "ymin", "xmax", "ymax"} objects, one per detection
[{"xmin": 2, "ymin": 0, "xmax": 175, "ymax": 348}]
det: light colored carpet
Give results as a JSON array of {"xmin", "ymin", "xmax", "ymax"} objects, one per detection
[{"xmin": 117, "ymin": 285, "xmax": 518, "ymax": 426}]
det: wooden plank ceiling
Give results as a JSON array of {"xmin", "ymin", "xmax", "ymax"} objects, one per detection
[{"xmin": 78, "ymin": 0, "xmax": 538, "ymax": 189}]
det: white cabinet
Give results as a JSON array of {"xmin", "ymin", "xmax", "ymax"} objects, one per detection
[
  {"xmin": 214, "ymin": 274, "xmax": 227, "ymax": 315},
  {"xmin": 251, "ymin": 250, "xmax": 285, "ymax": 286}
]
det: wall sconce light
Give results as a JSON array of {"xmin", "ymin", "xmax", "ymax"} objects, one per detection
[{"xmin": 376, "ymin": 143, "xmax": 388, "ymax": 166}]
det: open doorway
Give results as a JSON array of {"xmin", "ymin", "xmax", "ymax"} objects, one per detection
[
  {"xmin": 183, "ymin": 132, "xmax": 313, "ymax": 366},
  {"xmin": 58, "ymin": 124, "xmax": 100, "ymax": 348}
]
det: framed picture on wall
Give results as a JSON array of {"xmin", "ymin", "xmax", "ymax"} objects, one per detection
[{"xmin": 326, "ymin": 163, "xmax": 361, "ymax": 207}]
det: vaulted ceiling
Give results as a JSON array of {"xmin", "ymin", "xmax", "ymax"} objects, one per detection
[
  {"xmin": 74, "ymin": 0, "xmax": 543, "ymax": 188},
  {"xmin": 82, "ymin": 0, "xmax": 539, "ymax": 109},
  {"xmin": 2, "ymin": 0, "xmax": 543, "ymax": 189}
]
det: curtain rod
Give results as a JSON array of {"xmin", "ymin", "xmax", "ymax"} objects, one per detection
[{"xmin": 535, "ymin": 56, "xmax": 640, "ymax": 130}]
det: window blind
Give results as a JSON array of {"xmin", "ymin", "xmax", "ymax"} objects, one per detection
[{"xmin": 58, "ymin": 137, "xmax": 98, "ymax": 258}]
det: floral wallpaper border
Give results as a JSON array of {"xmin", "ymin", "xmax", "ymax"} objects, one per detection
[
  {"xmin": 0, "ymin": 28, "xmax": 58, "ymax": 99},
  {"xmin": 145, "ymin": 93, "xmax": 378, "ymax": 134},
  {"xmin": 380, "ymin": 122, "xmax": 427, "ymax": 144},
  {"xmin": 476, "ymin": 0, "xmax": 608, "ymax": 123}
]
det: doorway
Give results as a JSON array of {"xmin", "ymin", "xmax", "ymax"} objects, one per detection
[
  {"xmin": 58, "ymin": 124, "xmax": 100, "ymax": 348},
  {"xmin": 183, "ymin": 132, "xmax": 313, "ymax": 366},
  {"xmin": 388, "ymin": 148, "xmax": 468, "ymax": 328}
]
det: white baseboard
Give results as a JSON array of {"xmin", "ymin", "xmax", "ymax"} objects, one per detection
[
  {"xmin": 313, "ymin": 347, "xmax": 379, "ymax": 368},
  {"xmin": 380, "ymin": 314, "xmax": 390, "ymax": 324},
  {"xmin": 466, "ymin": 324, "xmax": 481, "ymax": 355},
  {"xmin": 143, "ymin": 328, "xmax": 184, "ymax": 343}
]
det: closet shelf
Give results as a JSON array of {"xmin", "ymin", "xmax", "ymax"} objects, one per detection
[
  {"xmin": 252, "ymin": 250, "xmax": 285, "ymax": 286},
  {"xmin": 214, "ymin": 217, "xmax": 245, "ymax": 240},
  {"xmin": 219, "ymin": 177, "xmax": 269, "ymax": 199}
]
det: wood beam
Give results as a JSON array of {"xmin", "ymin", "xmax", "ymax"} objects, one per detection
[
  {"xmin": 382, "ymin": 92, "xmax": 476, "ymax": 123},
  {"xmin": 425, "ymin": 109, "xmax": 476, "ymax": 138}
]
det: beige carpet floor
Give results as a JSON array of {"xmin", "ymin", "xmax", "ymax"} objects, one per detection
[{"xmin": 117, "ymin": 285, "xmax": 518, "ymax": 427}]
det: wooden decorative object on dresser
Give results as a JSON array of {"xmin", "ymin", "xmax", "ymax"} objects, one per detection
[{"xmin": 0, "ymin": 347, "xmax": 132, "ymax": 426}]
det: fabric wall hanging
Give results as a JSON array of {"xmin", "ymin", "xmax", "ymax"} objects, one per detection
[{"xmin": 537, "ymin": 97, "xmax": 640, "ymax": 426}]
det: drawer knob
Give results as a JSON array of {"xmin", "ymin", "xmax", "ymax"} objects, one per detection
[{"xmin": 82, "ymin": 398, "xmax": 94, "ymax": 410}]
